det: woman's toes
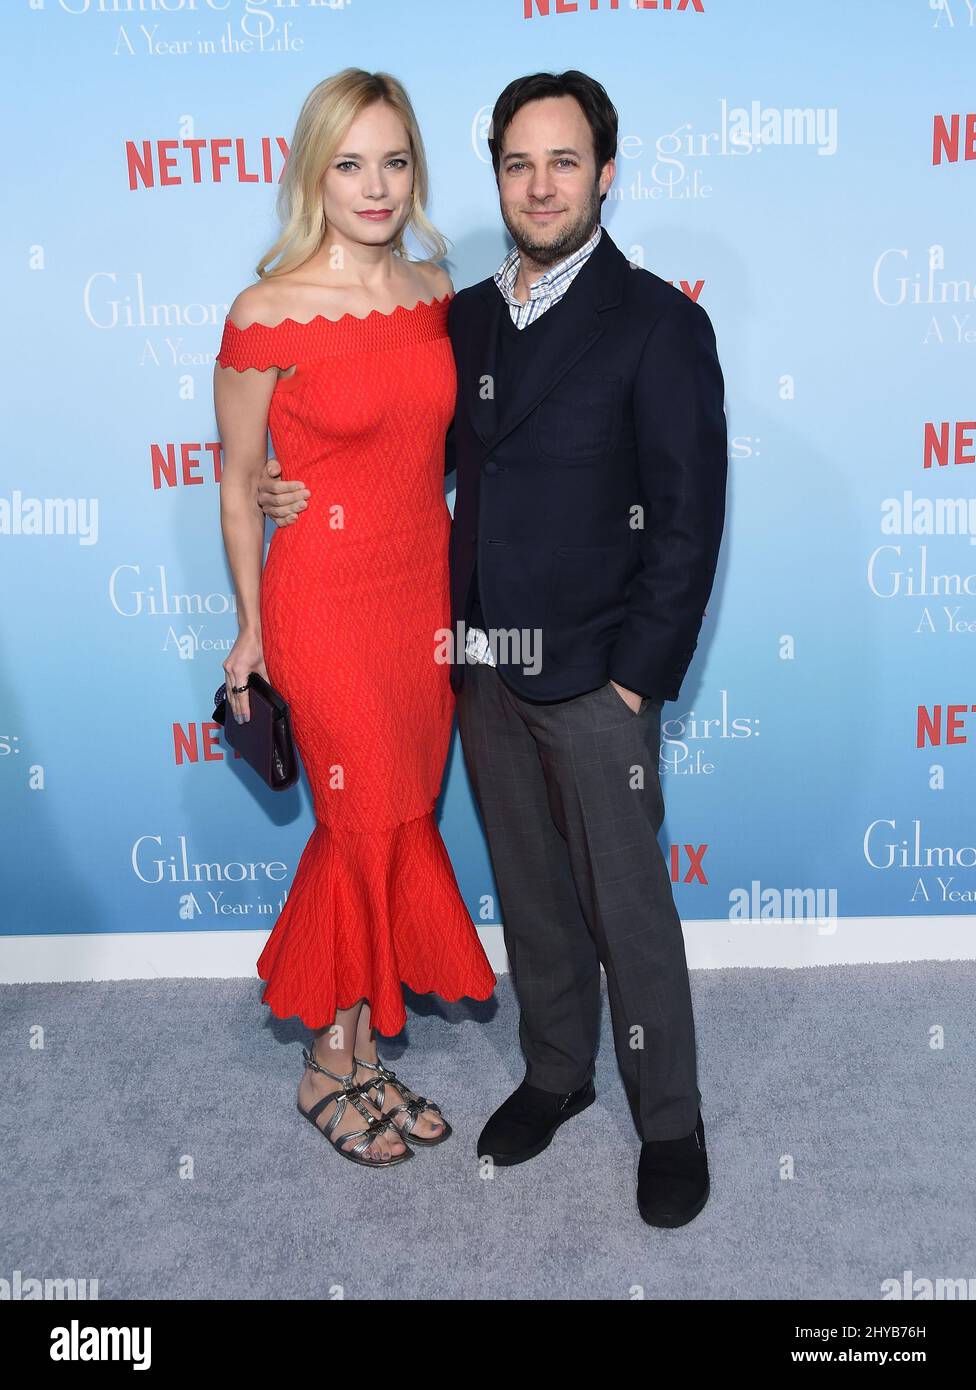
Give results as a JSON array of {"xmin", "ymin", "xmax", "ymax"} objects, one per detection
[{"xmin": 381, "ymin": 1132, "xmax": 402, "ymax": 1158}]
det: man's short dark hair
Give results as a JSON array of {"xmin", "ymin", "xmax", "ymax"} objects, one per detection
[{"xmin": 487, "ymin": 70, "xmax": 619, "ymax": 203}]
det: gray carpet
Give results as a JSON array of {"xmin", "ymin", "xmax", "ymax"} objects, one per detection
[{"xmin": 2, "ymin": 960, "xmax": 974, "ymax": 1301}]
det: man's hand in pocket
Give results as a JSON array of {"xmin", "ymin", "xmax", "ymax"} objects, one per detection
[{"xmin": 609, "ymin": 679, "xmax": 644, "ymax": 714}]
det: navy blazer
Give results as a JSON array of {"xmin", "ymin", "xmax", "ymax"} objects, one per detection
[{"xmin": 444, "ymin": 227, "xmax": 727, "ymax": 703}]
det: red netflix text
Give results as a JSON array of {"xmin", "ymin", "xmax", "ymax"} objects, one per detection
[
  {"xmin": 932, "ymin": 114, "xmax": 976, "ymax": 165},
  {"xmin": 524, "ymin": 0, "xmax": 704, "ymax": 18},
  {"xmin": 174, "ymin": 723, "xmax": 240, "ymax": 765},
  {"xmin": 916, "ymin": 705, "xmax": 976, "ymax": 748},
  {"xmin": 152, "ymin": 443, "xmax": 223, "ymax": 489},
  {"xmin": 126, "ymin": 137, "xmax": 289, "ymax": 189},
  {"xmin": 670, "ymin": 843, "xmax": 708, "ymax": 885},
  {"xmin": 923, "ymin": 421, "xmax": 976, "ymax": 468}
]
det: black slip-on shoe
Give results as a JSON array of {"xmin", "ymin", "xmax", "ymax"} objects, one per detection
[
  {"xmin": 477, "ymin": 1077, "xmax": 596, "ymax": 1166},
  {"xmin": 637, "ymin": 1110, "xmax": 710, "ymax": 1228}
]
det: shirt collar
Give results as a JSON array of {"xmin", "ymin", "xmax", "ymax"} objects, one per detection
[{"xmin": 493, "ymin": 223, "xmax": 602, "ymax": 307}]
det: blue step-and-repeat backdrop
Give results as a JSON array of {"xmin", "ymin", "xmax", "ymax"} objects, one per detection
[{"xmin": 2, "ymin": 0, "xmax": 974, "ymax": 979}]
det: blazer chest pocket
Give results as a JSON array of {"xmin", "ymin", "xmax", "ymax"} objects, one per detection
[{"xmin": 533, "ymin": 374, "xmax": 622, "ymax": 462}]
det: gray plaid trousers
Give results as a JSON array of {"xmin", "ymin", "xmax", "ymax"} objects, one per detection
[{"xmin": 455, "ymin": 660, "xmax": 702, "ymax": 1141}]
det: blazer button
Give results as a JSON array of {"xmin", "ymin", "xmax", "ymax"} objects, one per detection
[{"xmin": 483, "ymin": 459, "xmax": 498, "ymax": 475}]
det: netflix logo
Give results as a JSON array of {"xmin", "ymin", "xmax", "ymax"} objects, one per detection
[
  {"xmin": 152, "ymin": 443, "xmax": 223, "ymax": 489},
  {"xmin": 524, "ymin": 0, "xmax": 704, "ymax": 17},
  {"xmin": 174, "ymin": 722, "xmax": 239, "ymax": 767},
  {"xmin": 916, "ymin": 705, "xmax": 976, "ymax": 747},
  {"xmin": 923, "ymin": 421, "xmax": 976, "ymax": 468},
  {"xmin": 932, "ymin": 113, "xmax": 976, "ymax": 165},
  {"xmin": 669, "ymin": 843, "xmax": 708, "ymax": 885},
  {"xmin": 125, "ymin": 137, "xmax": 289, "ymax": 189},
  {"xmin": 668, "ymin": 279, "xmax": 704, "ymax": 302}
]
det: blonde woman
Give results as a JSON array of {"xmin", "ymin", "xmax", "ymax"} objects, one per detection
[{"xmin": 214, "ymin": 69, "xmax": 496, "ymax": 1167}]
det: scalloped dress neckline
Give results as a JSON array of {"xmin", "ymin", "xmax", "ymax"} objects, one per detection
[{"xmin": 224, "ymin": 289, "xmax": 453, "ymax": 337}]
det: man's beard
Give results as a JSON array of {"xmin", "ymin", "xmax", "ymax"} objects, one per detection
[{"xmin": 501, "ymin": 181, "xmax": 602, "ymax": 267}]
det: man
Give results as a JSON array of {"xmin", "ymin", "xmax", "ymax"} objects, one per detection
[{"xmin": 257, "ymin": 70, "xmax": 728, "ymax": 1227}]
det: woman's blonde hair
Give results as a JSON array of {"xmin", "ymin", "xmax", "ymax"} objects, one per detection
[{"xmin": 256, "ymin": 68, "xmax": 448, "ymax": 279}]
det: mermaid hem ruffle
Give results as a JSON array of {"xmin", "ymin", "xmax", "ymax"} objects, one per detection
[{"xmin": 255, "ymin": 808, "xmax": 497, "ymax": 1036}]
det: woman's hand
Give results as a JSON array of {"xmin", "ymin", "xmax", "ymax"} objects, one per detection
[{"xmin": 223, "ymin": 631, "xmax": 269, "ymax": 724}]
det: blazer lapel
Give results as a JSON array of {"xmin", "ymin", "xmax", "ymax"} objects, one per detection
[
  {"xmin": 466, "ymin": 229, "xmax": 624, "ymax": 453},
  {"xmin": 491, "ymin": 299, "xmax": 603, "ymax": 449},
  {"xmin": 468, "ymin": 282, "xmax": 502, "ymax": 448}
]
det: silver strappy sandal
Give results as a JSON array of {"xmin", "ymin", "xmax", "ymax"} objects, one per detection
[
  {"xmin": 298, "ymin": 1045, "xmax": 414, "ymax": 1167},
  {"xmin": 354, "ymin": 1056, "xmax": 453, "ymax": 1147}
]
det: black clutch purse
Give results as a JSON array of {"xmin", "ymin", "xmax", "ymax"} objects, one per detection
[{"xmin": 212, "ymin": 671, "xmax": 299, "ymax": 791}]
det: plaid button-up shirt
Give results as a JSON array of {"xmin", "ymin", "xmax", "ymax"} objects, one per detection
[
  {"xmin": 466, "ymin": 224, "xmax": 603, "ymax": 666},
  {"xmin": 493, "ymin": 222, "xmax": 603, "ymax": 327}
]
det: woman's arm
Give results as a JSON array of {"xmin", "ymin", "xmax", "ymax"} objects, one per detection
[{"xmin": 214, "ymin": 290, "xmax": 279, "ymax": 723}]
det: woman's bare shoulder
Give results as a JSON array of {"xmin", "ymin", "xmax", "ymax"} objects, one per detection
[
  {"xmin": 415, "ymin": 259, "xmax": 454, "ymax": 299},
  {"xmin": 226, "ymin": 281, "xmax": 291, "ymax": 330}
]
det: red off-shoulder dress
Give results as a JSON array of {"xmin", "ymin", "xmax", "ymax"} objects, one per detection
[{"xmin": 216, "ymin": 292, "xmax": 496, "ymax": 1035}]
